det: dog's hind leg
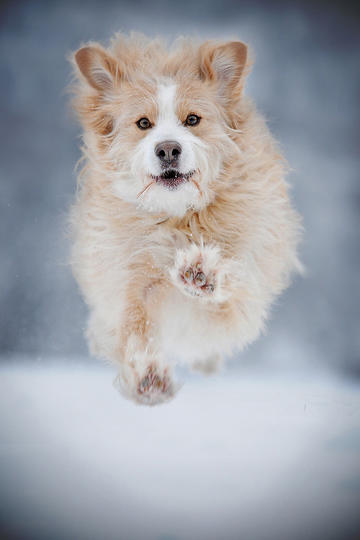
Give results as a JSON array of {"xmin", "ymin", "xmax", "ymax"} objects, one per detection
[{"xmin": 191, "ymin": 353, "xmax": 224, "ymax": 375}]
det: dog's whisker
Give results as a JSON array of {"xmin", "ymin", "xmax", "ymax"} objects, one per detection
[
  {"xmin": 137, "ymin": 180, "xmax": 155, "ymax": 199},
  {"xmin": 191, "ymin": 177, "xmax": 202, "ymax": 196}
]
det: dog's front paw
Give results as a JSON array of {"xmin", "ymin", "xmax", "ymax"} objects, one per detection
[
  {"xmin": 170, "ymin": 243, "xmax": 228, "ymax": 302},
  {"xmin": 137, "ymin": 364, "xmax": 176, "ymax": 404},
  {"xmin": 115, "ymin": 359, "xmax": 177, "ymax": 406},
  {"xmin": 181, "ymin": 259, "xmax": 216, "ymax": 296}
]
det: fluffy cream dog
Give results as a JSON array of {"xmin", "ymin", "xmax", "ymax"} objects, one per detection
[{"xmin": 69, "ymin": 33, "xmax": 302, "ymax": 405}]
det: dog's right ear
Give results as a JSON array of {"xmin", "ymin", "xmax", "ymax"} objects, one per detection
[{"xmin": 74, "ymin": 46, "xmax": 120, "ymax": 92}]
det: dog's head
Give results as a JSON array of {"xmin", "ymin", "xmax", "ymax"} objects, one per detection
[{"xmin": 72, "ymin": 35, "xmax": 250, "ymax": 217}]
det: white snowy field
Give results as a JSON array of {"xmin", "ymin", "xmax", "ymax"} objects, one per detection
[{"xmin": 1, "ymin": 360, "xmax": 360, "ymax": 540}]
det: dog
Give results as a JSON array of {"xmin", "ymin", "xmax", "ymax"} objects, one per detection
[{"xmin": 69, "ymin": 33, "xmax": 302, "ymax": 406}]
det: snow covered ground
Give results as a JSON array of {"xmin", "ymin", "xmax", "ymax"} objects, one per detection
[{"xmin": 1, "ymin": 360, "xmax": 360, "ymax": 540}]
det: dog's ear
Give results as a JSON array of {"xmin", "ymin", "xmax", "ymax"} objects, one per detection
[
  {"xmin": 74, "ymin": 45, "xmax": 120, "ymax": 92},
  {"xmin": 199, "ymin": 41, "xmax": 249, "ymax": 100}
]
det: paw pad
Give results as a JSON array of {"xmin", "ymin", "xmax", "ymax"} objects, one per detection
[
  {"xmin": 194, "ymin": 271, "xmax": 206, "ymax": 286},
  {"xmin": 138, "ymin": 365, "xmax": 170, "ymax": 397},
  {"xmin": 180, "ymin": 260, "xmax": 216, "ymax": 297}
]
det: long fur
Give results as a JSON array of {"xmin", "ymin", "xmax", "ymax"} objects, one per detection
[{"xmin": 69, "ymin": 33, "xmax": 303, "ymax": 405}]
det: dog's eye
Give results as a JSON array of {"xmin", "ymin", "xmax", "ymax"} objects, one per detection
[
  {"xmin": 185, "ymin": 114, "xmax": 201, "ymax": 126},
  {"xmin": 136, "ymin": 117, "xmax": 152, "ymax": 130}
]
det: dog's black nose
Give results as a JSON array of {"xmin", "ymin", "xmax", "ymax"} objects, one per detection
[{"xmin": 155, "ymin": 141, "xmax": 182, "ymax": 166}]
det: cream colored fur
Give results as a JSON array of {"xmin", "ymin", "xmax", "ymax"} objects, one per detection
[{"xmin": 69, "ymin": 33, "xmax": 302, "ymax": 406}]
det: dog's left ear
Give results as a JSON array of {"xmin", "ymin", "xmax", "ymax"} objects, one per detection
[{"xmin": 199, "ymin": 41, "xmax": 249, "ymax": 100}]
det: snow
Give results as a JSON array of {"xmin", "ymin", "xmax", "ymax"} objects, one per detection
[{"xmin": 1, "ymin": 360, "xmax": 360, "ymax": 540}]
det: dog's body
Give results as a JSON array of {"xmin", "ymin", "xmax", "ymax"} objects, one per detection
[{"xmin": 70, "ymin": 34, "xmax": 302, "ymax": 405}]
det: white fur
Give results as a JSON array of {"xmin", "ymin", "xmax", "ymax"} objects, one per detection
[{"xmin": 140, "ymin": 83, "xmax": 198, "ymax": 178}]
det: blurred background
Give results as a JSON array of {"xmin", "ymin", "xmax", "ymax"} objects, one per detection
[
  {"xmin": 0, "ymin": 1, "xmax": 359, "ymax": 539},
  {"xmin": 1, "ymin": 0, "xmax": 359, "ymax": 374}
]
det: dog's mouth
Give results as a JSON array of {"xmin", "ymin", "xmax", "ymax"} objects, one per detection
[{"xmin": 151, "ymin": 169, "xmax": 195, "ymax": 190}]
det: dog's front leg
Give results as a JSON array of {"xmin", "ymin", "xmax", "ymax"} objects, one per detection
[
  {"xmin": 169, "ymin": 241, "xmax": 236, "ymax": 374},
  {"xmin": 115, "ymin": 266, "xmax": 177, "ymax": 406}
]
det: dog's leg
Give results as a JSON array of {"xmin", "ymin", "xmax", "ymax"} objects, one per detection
[
  {"xmin": 170, "ymin": 242, "xmax": 232, "ymax": 303},
  {"xmin": 191, "ymin": 353, "xmax": 224, "ymax": 374},
  {"xmin": 115, "ymin": 267, "xmax": 177, "ymax": 406}
]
